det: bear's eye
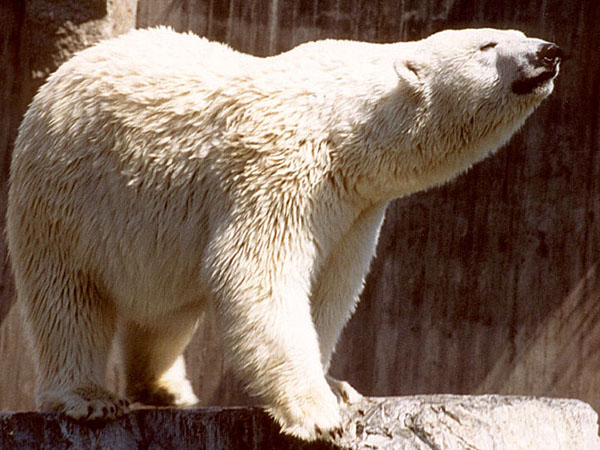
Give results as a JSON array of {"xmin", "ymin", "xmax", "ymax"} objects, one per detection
[{"xmin": 480, "ymin": 42, "xmax": 497, "ymax": 51}]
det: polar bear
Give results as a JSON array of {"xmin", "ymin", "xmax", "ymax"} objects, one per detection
[{"xmin": 7, "ymin": 27, "xmax": 561, "ymax": 440}]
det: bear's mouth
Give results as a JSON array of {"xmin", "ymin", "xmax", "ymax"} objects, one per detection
[{"xmin": 511, "ymin": 69, "xmax": 557, "ymax": 95}]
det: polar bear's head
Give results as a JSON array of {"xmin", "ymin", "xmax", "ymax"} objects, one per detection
[
  {"xmin": 378, "ymin": 28, "xmax": 563, "ymax": 194},
  {"xmin": 394, "ymin": 28, "xmax": 562, "ymax": 104}
]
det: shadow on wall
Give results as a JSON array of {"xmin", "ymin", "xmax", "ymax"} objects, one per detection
[{"xmin": 477, "ymin": 262, "xmax": 600, "ymax": 396}]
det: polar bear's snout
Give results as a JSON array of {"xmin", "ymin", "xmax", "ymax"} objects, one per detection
[
  {"xmin": 512, "ymin": 40, "xmax": 563, "ymax": 95},
  {"xmin": 536, "ymin": 43, "xmax": 563, "ymax": 69}
]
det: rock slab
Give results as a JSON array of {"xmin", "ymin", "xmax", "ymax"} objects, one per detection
[
  {"xmin": 1, "ymin": 395, "xmax": 598, "ymax": 449},
  {"xmin": 339, "ymin": 395, "xmax": 600, "ymax": 449}
]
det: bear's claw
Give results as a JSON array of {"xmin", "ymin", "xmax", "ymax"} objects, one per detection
[
  {"xmin": 329, "ymin": 426, "xmax": 343, "ymax": 440},
  {"xmin": 315, "ymin": 423, "xmax": 343, "ymax": 440}
]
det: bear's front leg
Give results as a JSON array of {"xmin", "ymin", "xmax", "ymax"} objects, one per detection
[
  {"xmin": 312, "ymin": 203, "xmax": 387, "ymax": 402},
  {"xmin": 207, "ymin": 227, "xmax": 342, "ymax": 441}
]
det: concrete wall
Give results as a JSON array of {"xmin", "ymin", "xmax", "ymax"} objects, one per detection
[{"xmin": 1, "ymin": 0, "xmax": 599, "ymax": 414}]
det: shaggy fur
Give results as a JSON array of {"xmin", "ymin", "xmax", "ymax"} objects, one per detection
[{"xmin": 7, "ymin": 27, "xmax": 559, "ymax": 440}]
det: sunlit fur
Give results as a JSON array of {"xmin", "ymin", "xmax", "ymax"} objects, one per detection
[{"xmin": 7, "ymin": 27, "xmax": 557, "ymax": 440}]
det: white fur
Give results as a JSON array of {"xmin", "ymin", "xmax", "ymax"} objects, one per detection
[{"xmin": 7, "ymin": 27, "xmax": 557, "ymax": 440}]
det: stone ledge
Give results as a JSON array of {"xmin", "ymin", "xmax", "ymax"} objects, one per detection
[{"xmin": 1, "ymin": 395, "xmax": 598, "ymax": 449}]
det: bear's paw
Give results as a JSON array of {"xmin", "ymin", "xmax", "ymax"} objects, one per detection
[
  {"xmin": 268, "ymin": 388, "xmax": 343, "ymax": 441},
  {"xmin": 128, "ymin": 378, "xmax": 199, "ymax": 407},
  {"xmin": 39, "ymin": 385, "xmax": 130, "ymax": 420},
  {"xmin": 326, "ymin": 375, "xmax": 363, "ymax": 405}
]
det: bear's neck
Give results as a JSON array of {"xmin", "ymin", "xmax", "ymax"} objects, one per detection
[{"xmin": 331, "ymin": 91, "xmax": 538, "ymax": 204}]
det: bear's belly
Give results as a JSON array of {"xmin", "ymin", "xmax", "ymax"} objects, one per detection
[
  {"xmin": 109, "ymin": 261, "xmax": 208, "ymax": 323},
  {"xmin": 83, "ymin": 231, "xmax": 210, "ymax": 323}
]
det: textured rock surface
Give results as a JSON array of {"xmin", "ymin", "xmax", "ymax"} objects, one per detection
[
  {"xmin": 338, "ymin": 395, "xmax": 600, "ymax": 450},
  {"xmin": 1, "ymin": 396, "xmax": 598, "ymax": 449}
]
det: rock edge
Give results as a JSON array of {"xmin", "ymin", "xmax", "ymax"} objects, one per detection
[{"xmin": 1, "ymin": 395, "xmax": 598, "ymax": 449}]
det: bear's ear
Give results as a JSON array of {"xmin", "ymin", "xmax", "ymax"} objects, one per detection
[{"xmin": 393, "ymin": 56, "xmax": 428, "ymax": 87}]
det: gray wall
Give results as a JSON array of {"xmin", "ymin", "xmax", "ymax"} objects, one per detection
[{"xmin": 1, "ymin": 0, "xmax": 599, "ymax": 413}]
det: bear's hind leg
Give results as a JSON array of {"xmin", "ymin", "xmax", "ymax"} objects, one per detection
[
  {"xmin": 119, "ymin": 313, "xmax": 200, "ymax": 407},
  {"xmin": 20, "ymin": 267, "xmax": 128, "ymax": 420}
]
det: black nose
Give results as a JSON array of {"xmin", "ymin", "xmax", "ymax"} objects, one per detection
[{"xmin": 537, "ymin": 43, "xmax": 563, "ymax": 67}]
